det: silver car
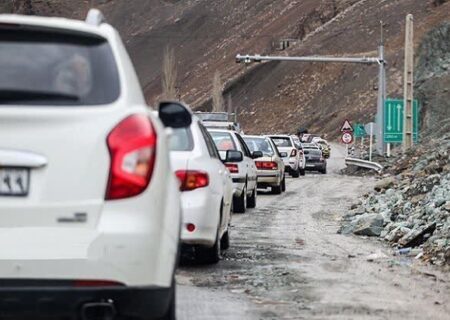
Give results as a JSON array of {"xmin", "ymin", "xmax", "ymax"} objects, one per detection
[{"xmin": 243, "ymin": 135, "xmax": 286, "ymax": 194}]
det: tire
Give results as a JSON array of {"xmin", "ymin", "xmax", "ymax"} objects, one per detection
[
  {"xmin": 321, "ymin": 167, "xmax": 327, "ymax": 174},
  {"xmin": 198, "ymin": 229, "xmax": 221, "ymax": 264},
  {"xmin": 159, "ymin": 282, "xmax": 176, "ymax": 320},
  {"xmin": 300, "ymin": 168, "xmax": 306, "ymax": 176},
  {"xmin": 247, "ymin": 186, "xmax": 257, "ymax": 208},
  {"xmin": 221, "ymin": 230, "xmax": 230, "ymax": 250},
  {"xmin": 233, "ymin": 184, "xmax": 247, "ymax": 213},
  {"xmin": 291, "ymin": 168, "xmax": 300, "ymax": 178},
  {"xmin": 271, "ymin": 183, "xmax": 282, "ymax": 194},
  {"xmin": 281, "ymin": 176, "xmax": 286, "ymax": 192}
]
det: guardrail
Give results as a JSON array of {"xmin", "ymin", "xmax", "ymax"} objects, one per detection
[{"xmin": 345, "ymin": 157, "xmax": 383, "ymax": 174}]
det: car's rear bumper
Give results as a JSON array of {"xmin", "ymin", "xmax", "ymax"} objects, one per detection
[
  {"xmin": 180, "ymin": 188, "xmax": 219, "ymax": 247},
  {"xmin": 305, "ymin": 162, "xmax": 326, "ymax": 170},
  {"xmin": 282, "ymin": 158, "xmax": 299, "ymax": 171},
  {"xmin": 257, "ymin": 171, "xmax": 281, "ymax": 187},
  {"xmin": 0, "ymin": 282, "xmax": 172, "ymax": 320}
]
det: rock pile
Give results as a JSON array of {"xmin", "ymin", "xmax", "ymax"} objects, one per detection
[{"xmin": 340, "ymin": 134, "xmax": 450, "ymax": 266}]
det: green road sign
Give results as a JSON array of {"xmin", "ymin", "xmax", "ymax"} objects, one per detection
[
  {"xmin": 354, "ymin": 123, "xmax": 366, "ymax": 138},
  {"xmin": 384, "ymin": 99, "xmax": 419, "ymax": 143}
]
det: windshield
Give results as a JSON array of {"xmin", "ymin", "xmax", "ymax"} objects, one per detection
[
  {"xmin": 169, "ymin": 128, "xmax": 194, "ymax": 151},
  {"xmin": 209, "ymin": 131, "xmax": 237, "ymax": 151},
  {"xmin": 243, "ymin": 137, "xmax": 274, "ymax": 156},
  {"xmin": 0, "ymin": 27, "xmax": 120, "ymax": 106},
  {"xmin": 270, "ymin": 137, "xmax": 292, "ymax": 147}
]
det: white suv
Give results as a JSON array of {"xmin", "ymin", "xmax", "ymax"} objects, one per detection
[
  {"xmin": 208, "ymin": 129, "xmax": 258, "ymax": 213},
  {"xmin": 269, "ymin": 135, "xmax": 303, "ymax": 177},
  {"xmin": 0, "ymin": 10, "xmax": 185, "ymax": 320},
  {"xmin": 169, "ymin": 114, "xmax": 233, "ymax": 263}
]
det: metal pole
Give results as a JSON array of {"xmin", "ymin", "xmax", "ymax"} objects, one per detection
[
  {"xmin": 235, "ymin": 52, "xmax": 385, "ymax": 155},
  {"xmin": 403, "ymin": 14, "xmax": 414, "ymax": 151},
  {"xmin": 369, "ymin": 123, "xmax": 373, "ymax": 162},
  {"xmin": 376, "ymin": 44, "xmax": 386, "ymax": 156},
  {"xmin": 236, "ymin": 54, "xmax": 381, "ymax": 65}
]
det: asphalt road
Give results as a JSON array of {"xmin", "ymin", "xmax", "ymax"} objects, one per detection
[{"xmin": 177, "ymin": 144, "xmax": 450, "ymax": 319}]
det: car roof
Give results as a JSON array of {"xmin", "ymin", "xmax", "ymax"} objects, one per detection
[{"xmin": 0, "ymin": 13, "xmax": 114, "ymax": 38}]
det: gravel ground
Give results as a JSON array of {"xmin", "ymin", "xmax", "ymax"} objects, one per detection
[{"xmin": 176, "ymin": 144, "xmax": 450, "ymax": 319}]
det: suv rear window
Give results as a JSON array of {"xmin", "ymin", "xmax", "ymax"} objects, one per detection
[
  {"xmin": 0, "ymin": 26, "xmax": 120, "ymax": 106},
  {"xmin": 270, "ymin": 137, "xmax": 292, "ymax": 147}
]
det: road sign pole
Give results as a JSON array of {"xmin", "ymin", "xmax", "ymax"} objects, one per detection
[
  {"xmin": 403, "ymin": 14, "xmax": 414, "ymax": 151},
  {"xmin": 376, "ymin": 44, "xmax": 386, "ymax": 156},
  {"xmin": 369, "ymin": 122, "xmax": 374, "ymax": 162}
]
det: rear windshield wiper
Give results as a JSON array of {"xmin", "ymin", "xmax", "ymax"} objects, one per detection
[{"xmin": 0, "ymin": 89, "xmax": 80, "ymax": 103}]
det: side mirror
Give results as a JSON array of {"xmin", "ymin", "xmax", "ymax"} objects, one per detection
[
  {"xmin": 304, "ymin": 150, "xmax": 310, "ymax": 155},
  {"xmin": 279, "ymin": 152, "xmax": 288, "ymax": 158},
  {"xmin": 158, "ymin": 101, "xmax": 192, "ymax": 128},
  {"xmin": 252, "ymin": 151, "xmax": 263, "ymax": 159},
  {"xmin": 225, "ymin": 150, "xmax": 243, "ymax": 163}
]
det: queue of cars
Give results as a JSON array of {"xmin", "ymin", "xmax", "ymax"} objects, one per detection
[{"xmin": 0, "ymin": 10, "xmax": 331, "ymax": 320}]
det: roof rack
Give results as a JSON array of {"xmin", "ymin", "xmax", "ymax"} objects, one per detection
[{"xmin": 85, "ymin": 9, "xmax": 105, "ymax": 26}]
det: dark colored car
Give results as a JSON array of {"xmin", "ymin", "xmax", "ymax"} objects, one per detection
[{"xmin": 303, "ymin": 144, "xmax": 327, "ymax": 174}]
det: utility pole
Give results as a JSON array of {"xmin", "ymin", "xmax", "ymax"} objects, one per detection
[
  {"xmin": 403, "ymin": 14, "xmax": 414, "ymax": 151},
  {"xmin": 236, "ymin": 48, "xmax": 387, "ymax": 155}
]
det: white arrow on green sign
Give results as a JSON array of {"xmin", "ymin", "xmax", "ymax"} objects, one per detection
[{"xmin": 384, "ymin": 99, "xmax": 419, "ymax": 143}]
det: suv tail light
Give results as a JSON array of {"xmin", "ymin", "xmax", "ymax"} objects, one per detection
[
  {"xmin": 225, "ymin": 163, "xmax": 239, "ymax": 173},
  {"xmin": 106, "ymin": 115, "xmax": 157, "ymax": 200},
  {"xmin": 175, "ymin": 170, "xmax": 209, "ymax": 191},
  {"xmin": 290, "ymin": 149, "xmax": 297, "ymax": 157},
  {"xmin": 255, "ymin": 161, "xmax": 278, "ymax": 170}
]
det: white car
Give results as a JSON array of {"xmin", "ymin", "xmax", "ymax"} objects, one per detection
[
  {"xmin": 169, "ymin": 114, "xmax": 233, "ymax": 263},
  {"xmin": 291, "ymin": 135, "xmax": 307, "ymax": 175},
  {"xmin": 269, "ymin": 135, "xmax": 304, "ymax": 177},
  {"xmin": 208, "ymin": 129, "xmax": 258, "ymax": 213},
  {"xmin": 243, "ymin": 135, "xmax": 286, "ymax": 194},
  {"xmin": 0, "ymin": 10, "xmax": 184, "ymax": 320}
]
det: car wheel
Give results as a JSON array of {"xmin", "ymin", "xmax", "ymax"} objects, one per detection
[
  {"xmin": 321, "ymin": 167, "xmax": 327, "ymax": 174},
  {"xmin": 233, "ymin": 184, "xmax": 246, "ymax": 213},
  {"xmin": 271, "ymin": 183, "xmax": 282, "ymax": 194},
  {"xmin": 300, "ymin": 168, "xmax": 306, "ymax": 176},
  {"xmin": 247, "ymin": 186, "xmax": 257, "ymax": 208},
  {"xmin": 281, "ymin": 176, "xmax": 286, "ymax": 192},
  {"xmin": 198, "ymin": 229, "xmax": 221, "ymax": 264},
  {"xmin": 221, "ymin": 230, "xmax": 230, "ymax": 250},
  {"xmin": 158, "ymin": 281, "xmax": 176, "ymax": 320},
  {"xmin": 292, "ymin": 168, "xmax": 300, "ymax": 178}
]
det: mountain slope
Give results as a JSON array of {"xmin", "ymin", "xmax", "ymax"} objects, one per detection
[{"xmin": 1, "ymin": 0, "xmax": 449, "ymax": 138}]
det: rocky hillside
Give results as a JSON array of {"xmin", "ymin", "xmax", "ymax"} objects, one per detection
[
  {"xmin": 340, "ymin": 134, "xmax": 449, "ymax": 267},
  {"xmin": 1, "ymin": 0, "xmax": 449, "ymax": 138}
]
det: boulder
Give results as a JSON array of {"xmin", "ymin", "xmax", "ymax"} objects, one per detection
[
  {"xmin": 353, "ymin": 214, "xmax": 384, "ymax": 237},
  {"xmin": 374, "ymin": 177, "xmax": 395, "ymax": 192}
]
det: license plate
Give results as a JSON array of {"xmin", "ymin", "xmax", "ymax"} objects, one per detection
[
  {"xmin": 306, "ymin": 164, "xmax": 315, "ymax": 167},
  {"xmin": 0, "ymin": 167, "xmax": 30, "ymax": 196}
]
